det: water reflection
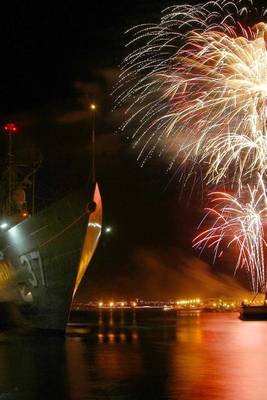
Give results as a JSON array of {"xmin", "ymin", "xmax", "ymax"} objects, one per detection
[
  {"xmin": 0, "ymin": 311, "xmax": 266, "ymax": 399},
  {"xmin": 170, "ymin": 312, "xmax": 267, "ymax": 400},
  {"xmin": 0, "ymin": 333, "xmax": 68, "ymax": 399}
]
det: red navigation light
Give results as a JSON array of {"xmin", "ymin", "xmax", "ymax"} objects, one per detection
[{"xmin": 4, "ymin": 122, "xmax": 18, "ymax": 134}]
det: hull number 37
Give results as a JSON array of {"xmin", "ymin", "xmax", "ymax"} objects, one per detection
[{"xmin": 19, "ymin": 250, "xmax": 46, "ymax": 287}]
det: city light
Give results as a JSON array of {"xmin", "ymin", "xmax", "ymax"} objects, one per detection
[
  {"xmin": 72, "ymin": 297, "xmax": 245, "ymax": 312},
  {"xmin": 90, "ymin": 103, "xmax": 96, "ymax": 111}
]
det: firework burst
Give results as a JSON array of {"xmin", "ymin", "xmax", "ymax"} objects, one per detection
[
  {"xmin": 117, "ymin": 1, "xmax": 267, "ymax": 188},
  {"xmin": 118, "ymin": 0, "xmax": 267, "ymax": 293},
  {"xmin": 193, "ymin": 179, "xmax": 267, "ymax": 292}
]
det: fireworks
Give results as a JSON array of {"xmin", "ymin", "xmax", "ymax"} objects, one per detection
[
  {"xmin": 118, "ymin": 2, "xmax": 267, "ymax": 187},
  {"xmin": 118, "ymin": 1, "xmax": 267, "ymax": 293},
  {"xmin": 193, "ymin": 180, "xmax": 267, "ymax": 292}
]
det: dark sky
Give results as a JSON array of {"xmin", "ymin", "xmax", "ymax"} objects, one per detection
[{"xmin": 0, "ymin": 0, "xmax": 259, "ymax": 301}]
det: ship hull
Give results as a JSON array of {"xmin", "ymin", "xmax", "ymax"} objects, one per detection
[
  {"xmin": 240, "ymin": 304, "xmax": 267, "ymax": 320},
  {"xmin": 0, "ymin": 183, "xmax": 102, "ymax": 332}
]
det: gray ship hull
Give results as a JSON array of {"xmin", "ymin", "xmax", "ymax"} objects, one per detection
[{"xmin": 0, "ymin": 183, "xmax": 102, "ymax": 332}]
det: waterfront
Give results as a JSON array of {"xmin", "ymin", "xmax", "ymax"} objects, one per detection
[{"xmin": 0, "ymin": 310, "xmax": 266, "ymax": 399}]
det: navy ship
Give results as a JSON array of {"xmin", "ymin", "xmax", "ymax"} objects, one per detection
[
  {"xmin": 0, "ymin": 119, "xmax": 102, "ymax": 332},
  {"xmin": 240, "ymin": 295, "xmax": 267, "ymax": 320},
  {"xmin": 240, "ymin": 303, "xmax": 267, "ymax": 320}
]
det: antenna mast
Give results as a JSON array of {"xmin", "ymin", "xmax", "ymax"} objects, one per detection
[{"xmin": 90, "ymin": 103, "xmax": 96, "ymax": 186}]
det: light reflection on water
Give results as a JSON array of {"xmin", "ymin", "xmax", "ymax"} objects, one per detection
[{"xmin": 0, "ymin": 311, "xmax": 266, "ymax": 399}]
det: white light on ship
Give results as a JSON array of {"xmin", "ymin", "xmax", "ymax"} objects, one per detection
[
  {"xmin": 0, "ymin": 223, "xmax": 8, "ymax": 230},
  {"xmin": 105, "ymin": 226, "xmax": 112, "ymax": 233}
]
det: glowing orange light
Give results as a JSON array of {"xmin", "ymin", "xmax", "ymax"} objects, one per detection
[{"xmin": 90, "ymin": 104, "xmax": 96, "ymax": 111}]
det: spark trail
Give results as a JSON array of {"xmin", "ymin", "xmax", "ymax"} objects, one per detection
[{"xmin": 193, "ymin": 181, "xmax": 267, "ymax": 292}]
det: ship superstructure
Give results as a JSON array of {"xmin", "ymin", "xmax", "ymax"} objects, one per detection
[{"xmin": 0, "ymin": 115, "xmax": 102, "ymax": 332}]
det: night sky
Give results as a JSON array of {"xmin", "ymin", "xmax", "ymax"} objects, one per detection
[{"xmin": 0, "ymin": 0, "xmax": 259, "ymax": 302}]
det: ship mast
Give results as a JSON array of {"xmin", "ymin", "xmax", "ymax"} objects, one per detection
[
  {"xmin": 90, "ymin": 103, "xmax": 96, "ymax": 186},
  {"xmin": 1, "ymin": 124, "xmax": 41, "ymax": 221},
  {"xmin": 4, "ymin": 122, "xmax": 18, "ymax": 215}
]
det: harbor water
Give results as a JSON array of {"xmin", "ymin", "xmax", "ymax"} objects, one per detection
[{"xmin": 0, "ymin": 310, "xmax": 266, "ymax": 400}]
